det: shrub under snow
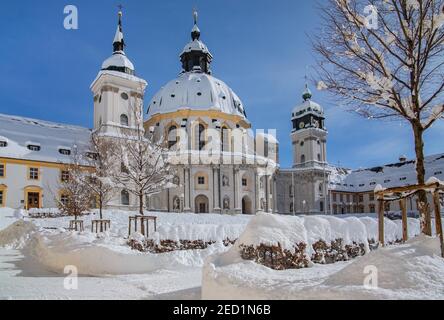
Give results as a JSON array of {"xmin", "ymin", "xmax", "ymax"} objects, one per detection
[{"xmin": 232, "ymin": 213, "xmax": 420, "ymax": 270}]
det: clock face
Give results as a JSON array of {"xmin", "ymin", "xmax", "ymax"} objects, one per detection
[{"xmin": 299, "ymin": 121, "xmax": 305, "ymax": 129}]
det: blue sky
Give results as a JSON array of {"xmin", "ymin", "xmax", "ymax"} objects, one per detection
[{"xmin": 0, "ymin": 0, "xmax": 442, "ymax": 169}]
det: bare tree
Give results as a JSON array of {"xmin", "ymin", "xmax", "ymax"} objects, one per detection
[
  {"xmin": 57, "ymin": 146, "xmax": 93, "ymax": 220},
  {"xmin": 312, "ymin": 0, "xmax": 444, "ymax": 235},
  {"xmin": 82, "ymin": 132, "xmax": 116, "ymax": 220},
  {"xmin": 112, "ymin": 90, "xmax": 175, "ymax": 216}
]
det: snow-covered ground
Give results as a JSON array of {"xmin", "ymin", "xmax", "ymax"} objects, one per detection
[
  {"xmin": 1, "ymin": 208, "xmax": 443, "ymax": 300},
  {"xmin": 203, "ymin": 214, "xmax": 444, "ymax": 300},
  {"xmin": 0, "ymin": 208, "xmax": 250, "ymax": 300}
]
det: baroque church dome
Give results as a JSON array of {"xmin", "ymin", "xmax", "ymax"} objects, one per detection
[
  {"xmin": 147, "ymin": 72, "xmax": 247, "ymax": 119},
  {"xmin": 147, "ymin": 11, "xmax": 247, "ymax": 120}
]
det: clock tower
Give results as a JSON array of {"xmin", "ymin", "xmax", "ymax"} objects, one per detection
[{"xmin": 291, "ymin": 85, "xmax": 327, "ymax": 168}]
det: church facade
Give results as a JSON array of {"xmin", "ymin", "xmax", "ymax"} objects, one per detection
[{"xmin": 0, "ymin": 10, "xmax": 442, "ymax": 215}]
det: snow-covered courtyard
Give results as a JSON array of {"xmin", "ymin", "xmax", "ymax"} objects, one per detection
[{"xmin": 1, "ymin": 207, "xmax": 444, "ymax": 300}]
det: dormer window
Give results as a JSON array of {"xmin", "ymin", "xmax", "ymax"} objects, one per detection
[
  {"xmin": 59, "ymin": 148, "xmax": 71, "ymax": 156},
  {"xmin": 0, "ymin": 141, "xmax": 7, "ymax": 148},
  {"xmin": 27, "ymin": 144, "xmax": 41, "ymax": 151},
  {"xmin": 86, "ymin": 152, "xmax": 98, "ymax": 160}
]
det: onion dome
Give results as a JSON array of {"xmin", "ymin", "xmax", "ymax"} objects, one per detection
[
  {"xmin": 292, "ymin": 84, "xmax": 324, "ymax": 119},
  {"xmin": 101, "ymin": 10, "xmax": 135, "ymax": 75}
]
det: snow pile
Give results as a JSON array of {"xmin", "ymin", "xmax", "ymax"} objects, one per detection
[
  {"xmin": 0, "ymin": 220, "xmax": 38, "ymax": 249},
  {"xmin": 25, "ymin": 230, "xmax": 229, "ymax": 276},
  {"xmin": 203, "ymin": 236, "xmax": 444, "ymax": 300},
  {"xmin": 0, "ymin": 208, "xmax": 251, "ymax": 276},
  {"xmin": 235, "ymin": 213, "xmax": 415, "ymax": 254}
]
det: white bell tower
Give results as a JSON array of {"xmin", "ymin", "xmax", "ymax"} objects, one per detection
[
  {"xmin": 90, "ymin": 10, "xmax": 147, "ymax": 136},
  {"xmin": 290, "ymin": 85, "xmax": 327, "ymax": 168}
]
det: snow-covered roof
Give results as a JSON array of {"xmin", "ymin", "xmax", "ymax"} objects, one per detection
[
  {"xmin": 0, "ymin": 113, "xmax": 91, "ymax": 164},
  {"xmin": 292, "ymin": 99, "xmax": 324, "ymax": 119},
  {"xmin": 91, "ymin": 70, "xmax": 147, "ymax": 89},
  {"xmin": 181, "ymin": 39, "xmax": 213, "ymax": 57},
  {"xmin": 113, "ymin": 25, "xmax": 123, "ymax": 44},
  {"xmin": 101, "ymin": 52, "xmax": 134, "ymax": 72},
  {"xmin": 329, "ymin": 154, "xmax": 444, "ymax": 192},
  {"xmin": 146, "ymin": 72, "xmax": 248, "ymax": 120}
]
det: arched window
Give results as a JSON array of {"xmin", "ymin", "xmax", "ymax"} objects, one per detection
[
  {"xmin": 221, "ymin": 127, "xmax": 229, "ymax": 152},
  {"xmin": 301, "ymin": 154, "xmax": 306, "ymax": 163},
  {"xmin": 168, "ymin": 125, "xmax": 178, "ymax": 149},
  {"xmin": 195, "ymin": 123, "xmax": 206, "ymax": 150},
  {"xmin": 121, "ymin": 190, "xmax": 130, "ymax": 206},
  {"xmin": 198, "ymin": 124, "xmax": 205, "ymax": 150},
  {"xmin": 120, "ymin": 114, "xmax": 129, "ymax": 126}
]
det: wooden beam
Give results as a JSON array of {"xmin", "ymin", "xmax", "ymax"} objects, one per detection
[
  {"xmin": 375, "ymin": 183, "xmax": 444, "ymax": 197},
  {"xmin": 400, "ymin": 198, "xmax": 408, "ymax": 242},
  {"xmin": 433, "ymin": 191, "xmax": 444, "ymax": 258},
  {"xmin": 378, "ymin": 199, "xmax": 385, "ymax": 247}
]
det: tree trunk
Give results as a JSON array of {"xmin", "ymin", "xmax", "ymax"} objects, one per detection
[
  {"xmin": 139, "ymin": 193, "xmax": 144, "ymax": 216},
  {"xmin": 99, "ymin": 197, "xmax": 103, "ymax": 220},
  {"xmin": 412, "ymin": 121, "xmax": 432, "ymax": 236}
]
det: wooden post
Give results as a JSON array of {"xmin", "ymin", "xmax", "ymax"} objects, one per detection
[
  {"xmin": 400, "ymin": 198, "xmax": 408, "ymax": 242},
  {"xmin": 128, "ymin": 217, "xmax": 131, "ymax": 237},
  {"xmin": 433, "ymin": 191, "xmax": 444, "ymax": 258},
  {"xmin": 378, "ymin": 199, "xmax": 385, "ymax": 247}
]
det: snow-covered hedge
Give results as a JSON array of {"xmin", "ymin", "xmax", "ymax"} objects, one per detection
[
  {"xmin": 28, "ymin": 208, "xmax": 65, "ymax": 218},
  {"xmin": 233, "ymin": 213, "xmax": 420, "ymax": 270}
]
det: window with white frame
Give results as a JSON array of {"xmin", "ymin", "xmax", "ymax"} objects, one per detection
[{"xmin": 29, "ymin": 168, "xmax": 39, "ymax": 180}]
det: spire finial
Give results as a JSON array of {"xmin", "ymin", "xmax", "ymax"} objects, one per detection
[
  {"xmin": 113, "ymin": 6, "xmax": 125, "ymax": 52},
  {"xmin": 303, "ymin": 74, "xmax": 312, "ymax": 101},
  {"xmin": 191, "ymin": 8, "xmax": 201, "ymax": 41},
  {"xmin": 193, "ymin": 8, "xmax": 198, "ymax": 25}
]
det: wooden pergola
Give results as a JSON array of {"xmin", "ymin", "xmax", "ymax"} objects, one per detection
[{"xmin": 375, "ymin": 181, "xmax": 444, "ymax": 257}]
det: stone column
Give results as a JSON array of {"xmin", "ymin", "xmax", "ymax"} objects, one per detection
[
  {"xmin": 234, "ymin": 167, "xmax": 241, "ymax": 214},
  {"xmin": 183, "ymin": 167, "xmax": 191, "ymax": 213},
  {"xmin": 213, "ymin": 166, "xmax": 221, "ymax": 213},
  {"xmin": 265, "ymin": 174, "xmax": 270, "ymax": 213}
]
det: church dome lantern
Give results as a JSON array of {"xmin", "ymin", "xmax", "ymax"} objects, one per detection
[{"xmin": 180, "ymin": 9, "xmax": 213, "ymax": 74}]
